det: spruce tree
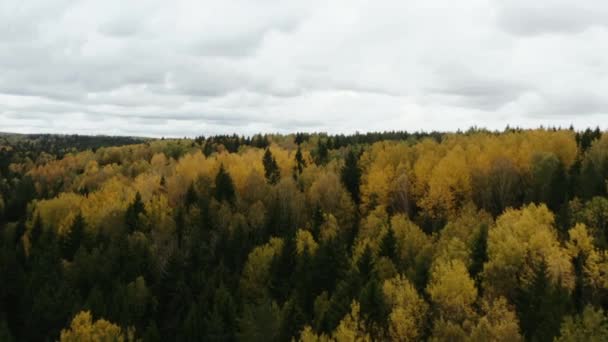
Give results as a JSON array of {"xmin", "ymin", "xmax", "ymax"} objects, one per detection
[
  {"xmin": 125, "ymin": 192, "xmax": 145, "ymax": 233},
  {"xmin": 378, "ymin": 227, "xmax": 397, "ymax": 262},
  {"xmin": 341, "ymin": 149, "xmax": 361, "ymax": 205},
  {"xmin": 61, "ymin": 212, "xmax": 85, "ymax": 261},
  {"xmin": 214, "ymin": 164, "xmax": 236, "ymax": 204},
  {"xmin": 293, "ymin": 146, "xmax": 306, "ymax": 179},
  {"xmin": 315, "ymin": 139, "xmax": 329, "ymax": 165},
  {"xmin": 263, "ymin": 148, "xmax": 281, "ymax": 184},
  {"xmin": 30, "ymin": 213, "xmax": 43, "ymax": 245},
  {"xmin": 469, "ymin": 223, "xmax": 488, "ymax": 281}
]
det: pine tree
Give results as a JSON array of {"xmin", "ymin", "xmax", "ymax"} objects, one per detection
[
  {"xmin": 214, "ymin": 164, "xmax": 236, "ymax": 204},
  {"xmin": 357, "ymin": 246, "xmax": 375, "ymax": 282},
  {"xmin": 61, "ymin": 212, "xmax": 85, "ymax": 261},
  {"xmin": 125, "ymin": 192, "xmax": 145, "ymax": 233},
  {"xmin": 293, "ymin": 146, "xmax": 306, "ymax": 179},
  {"xmin": 516, "ymin": 258, "xmax": 571, "ymax": 342},
  {"xmin": 341, "ymin": 149, "xmax": 361, "ymax": 204},
  {"xmin": 358, "ymin": 276, "xmax": 388, "ymax": 332},
  {"xmin": 315, "ymin": 139, "xmax": 329, "ymax": 165},
  {"xmin": 270, "ymin": 235, "xmax": 297, "ymax": 303},
  {"xmin": 378, "ymin": 227, "xmax": 397, "ymax": 262},
  {"xmin": 30, "ymin": 213, "xmax": 43, "ymax": 245},
  {"xmin": 469, "ymin": 223, "xmax": 488, "ymax": 281},
  {"xmin": 279, "ymin": 298, "xmax": 306, "ymax": 342},
  {"xmin": 185, "ymin": 183, "xmax": 198, "ymax": 208},
  {"xmin": 263, "ymin": 148, "xmax": 280, "ymax": 184}
]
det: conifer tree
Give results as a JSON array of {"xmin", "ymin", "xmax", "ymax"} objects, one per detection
[
  {"xmin": 341, "ymin": 149, "xmax": 361, "ymax": 205},
  {"xmin": 214, "ymin": 164, "xmax": 236, "ymax": 205},
  {"xmin": 263, "ymin": 148, "xmax": 281, "ymax": 184},
  {"xmin": 293, "ymin": 146, "xmax": 306, "ymax": 179},
  {"xmin": 125, "ymin": 192, "xmax": 145, "ymax": 233},
  {"xmin": 61, "ymin": 212, "xmax": 85, "ymax": 261}
]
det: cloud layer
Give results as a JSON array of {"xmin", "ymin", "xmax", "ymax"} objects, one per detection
[{"xmin": 1, "ymin": 0, "xmax": 608, "ymax": 137}]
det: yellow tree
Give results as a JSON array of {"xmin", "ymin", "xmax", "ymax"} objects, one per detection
[
  {"xmin": 307, "ymin": 171, "xmax": 355, "ymax": 230},
  {"xmin": 483, "ymin": 203, "xmax": 574, "ymax": 299},
  {"xmin": 383, "ymin": 275, "xmax": 428, "ymax": 341},
  {"xmin": 469, "ymin": 297, "xmax": 522, "ymax": 342},
  {"xmin": 420, "ymin": 144, "xmax": 472, "ymax": 219},
  {"xmin": 240, "ymin": 237, "xmax": 284, "ymax": 302},
  {"xmin": 332, "ymin": 301, "xmax": 371, "ymax": 342},
  {"xmin": 426, "ymin": 259, "xmax": 477, "ymax": 323},
  {"xmin": 60, "ymin": 311, "xmax": 135, "ymax": 342}
]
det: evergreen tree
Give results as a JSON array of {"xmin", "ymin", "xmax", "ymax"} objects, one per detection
[
  {"xmin": 206, "ymin": 283, "xmax": 237, "ymax": 341},
  {"xmin": 358, "ymin": 276, "xmax": 388, "ymax": 332},
  {"xmin": 185, "ymin": 183, "xmax": 198, "ymax": 208},
  {"xmin": 293, "ymin": 146, "xmax": 306, "ymax": 179},
  {"xmin": 378, "ymin": 227, "xmax": 397, "ymax": 262},
  {"xmin": 279, "ymin": 298, "xmax": 307, "ymax": 342},
  {"xmin": 315, "ymin": 139, "xmax": 329, "ymax": 165},
  {"xmin": 357, "ymin": 246, "xmax": 375, "ymax": 282},
  {"xmin": 516, "ymin": 259, "xmax": 571, "ymax": 342},
  {"xmin": 61, "ymin": 212, "xmax": 85, "ymax": 261},
  {"xmin": 263, "ymin": 148, "xmax": 281, "ymax": 185},
  {"xmin": 270, "ymin": 235, "xmax": 297, "ymax": 304},
  {"xmin": 30, "ymin": 213, "xmax": 43, "ymax": 245},
  {"xmin": 215, "ymin": 164, "xmax": 236, "ymax": 204},
  {"xmin": 125, "ymin": 192, "xmax": 145, "ymax": 233},
  {"xmin": 469, "ymin": 223, "xmax": 488, "ymax": 282},
  {"xmin": 340, "ymin": 149, "xmax": 361, "ymax": 205}
]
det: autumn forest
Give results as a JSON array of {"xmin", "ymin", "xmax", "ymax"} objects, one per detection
[{"xmin": 1, "ymin": 128, "xmax": 608, "ymax": 341}]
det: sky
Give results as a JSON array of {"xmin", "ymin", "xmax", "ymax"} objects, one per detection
[{"xmin": 1, "ymin": 0, "xmax": 608, "ymax": 137}]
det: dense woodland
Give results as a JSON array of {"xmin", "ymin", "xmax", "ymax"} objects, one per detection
[{"xmin": 1, "ymin": 128, "xmax": 608, "ymax": 341}]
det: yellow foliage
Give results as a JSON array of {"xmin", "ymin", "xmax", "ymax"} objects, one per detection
[
  {"xmin": 390, "ymin": 214, "xmax": 432, "ymax": 271},
  {"xmin": 60, "ymin": 311, "xmax": 135, "ymax": 342},
  {"xmin": 383, "ymin": 275, "xmax": 428, "ymax": 341},
  {"xmin": 319, "ymin": 214, "xmax": 340, "ymax": 242},
  {"xmin": 421, "ymin": 145, "xmax": 471, "ymax": 218},
  {"xmin": 567, "ymin": 224, "xmax": 607, "ymax": 291},
  {"xmin": 296, "ymin": 229, "xmax": 319, "ymax": 255},
  {"xmin": 307, "ymin": 171, "xmax": 355, "ymax": 229},
  {"xmin": 34, "ymin": 176, "xmax": 136, "ymax": 234},
  {"xmin": 240, "ymin": 237, "xmax": 284, "ymax": 301},
  {"xmin": 469, "ymin": 297, "xmax": 522, "ymax": 342},
  {"xmin": 427, "ymin": 259, "xmax": 477, "ymax": 322},
  {"xmin": 299, "ymin": 326, "xmax": 332, "ymax": 342},
  {"xmin": 484, "ymin": 204, "xmax": 574, "ymax": 298},
  {"xmin": 333, "ymin": 301, "xmax": 371, "ymax": 342}
]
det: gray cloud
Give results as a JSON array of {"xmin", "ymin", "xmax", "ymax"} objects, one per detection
[
  {"xmin": 496, "ymin": 1, "xmax": 608, "ymax": 36},
  {"xmin": 0, "ymin": 0, "xmax": 607, "ymax": 137}
]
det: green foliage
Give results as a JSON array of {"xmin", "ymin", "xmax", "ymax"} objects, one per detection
[
  {"xmin": 125, "ymin": 192, "xmax": 145, "ymax": 233},
  {"xmin": 61, "ymin": 212, "xmax": 86, "ymax": 261},
  {"xmin": 215, "ymin": 164, "xmax": 236, "ymax": 204},
  {"xmin": 263, "ymin": 148, "xmax": 280, "ymax": 185},
  {"xmin": 341, "ymin": 149, "xmax": 362, "ymax": 205}
]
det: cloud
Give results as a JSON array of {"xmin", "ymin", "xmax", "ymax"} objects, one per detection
[
  {"xmin": 496, "ymin": 1, "xmax": 608, "ymax": 36},
  {"xmin": 0, "ymin": 0, "xmax": 607, "ymax": 137}
]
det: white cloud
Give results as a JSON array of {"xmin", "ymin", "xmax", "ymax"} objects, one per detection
[{"xmin": 1, "ymin": 0, "xmax": 607, "ymax": 137}]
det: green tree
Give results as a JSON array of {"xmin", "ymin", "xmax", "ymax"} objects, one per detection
[
  {"xmin": 125, "ymin": 192, "xmax": 145, "ymax": 233},
  {"xmin": 515, "ymin": 259, "xmax": 571, "ymax": 342},
  {"xmin": 263, "ymin": 148, "xmax": 281, "ymax": 185},
  {"xmin": 469, "ymin": 223, "xmax": 488, "ymax": 282},
  {"xmin": 215, "ymin": 164, "xmax": 236, "ymax": 204},
  {"xmin": 61, "ymin": 212, "xmax": 85, "ymax": 261},
  {"xmin": 341, "ymin": 149, "xmax": 361, "ymax": 205},
  {"xmin": 294, "ymin": 146, "xmax": 306, "ymax": 178}
]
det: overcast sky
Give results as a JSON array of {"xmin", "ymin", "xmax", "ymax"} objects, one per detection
[{"xmin": 1, "ymin": 0, "xmax": 608, "ymax": 137}]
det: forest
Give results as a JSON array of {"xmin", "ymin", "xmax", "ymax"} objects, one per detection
[{"xmin": 1, "ymin": 128, "xmax": 608, "ymax": 341}]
